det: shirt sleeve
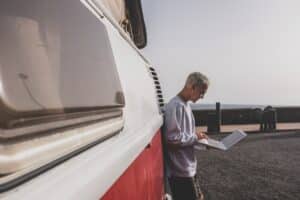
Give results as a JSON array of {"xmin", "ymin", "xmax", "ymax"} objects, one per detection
[{"xmin": 164, "ymin": 103, "xmax": 198, "ymax": 147}]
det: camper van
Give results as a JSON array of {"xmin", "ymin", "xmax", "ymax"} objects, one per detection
[{"xmin": 0, "ymin": 0, "xmax": 165, "ymax": 199}]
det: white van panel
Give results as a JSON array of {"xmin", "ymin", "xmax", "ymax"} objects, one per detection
[{"xmin": 0, "ymin": 0, "xmax": 162, "ymax": 199}]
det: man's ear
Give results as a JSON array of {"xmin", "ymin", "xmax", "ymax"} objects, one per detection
[
  {"xmin": 191, "ymin": 85, "xmax": 197, "ymax": 91},
  {"xmin": 186, "ymin": 83, "xmax": 194, "ymax": 90}
]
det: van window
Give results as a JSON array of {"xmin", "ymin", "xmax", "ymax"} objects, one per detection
[
  {"xmin": 0, "ymin": 0, "xmax": 125, "ymax": 190},
  {"xmin": 0, "ymin": 0, "xmax": 124, "ymax": 135}
]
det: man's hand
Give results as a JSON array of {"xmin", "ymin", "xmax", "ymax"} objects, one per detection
[{"xmin": 196, "ymin": 131, "xmax": 208, "ymax": 140}]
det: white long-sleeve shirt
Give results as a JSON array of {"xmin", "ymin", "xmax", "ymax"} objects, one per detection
[{"xmin": 164, "ymin": 96, "xmax": 198, "ymax": 177}]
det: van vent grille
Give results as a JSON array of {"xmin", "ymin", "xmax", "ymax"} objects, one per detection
[{"xmin": 149, "ymin": 67, "xmax": 165, "ymax": 109}]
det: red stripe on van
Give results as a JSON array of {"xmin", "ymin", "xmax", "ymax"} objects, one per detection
[{"xmin": 101, "ymin": 130, "xmax": 164, "ymax": 200}]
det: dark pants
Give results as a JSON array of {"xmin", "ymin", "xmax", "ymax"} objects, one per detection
[{"xmin": 169, "ymin": 175, "xmax": 204, "ymax": 200}]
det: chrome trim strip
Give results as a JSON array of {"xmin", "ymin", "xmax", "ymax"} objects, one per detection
[{"xmin": 0, "ymin": 109, "xmax": 122, "ymax": 139}]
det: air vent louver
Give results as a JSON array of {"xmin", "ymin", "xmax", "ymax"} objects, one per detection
[{"xmin": 148, "ymin": 67, "xmax": 165, "ymax": 109}]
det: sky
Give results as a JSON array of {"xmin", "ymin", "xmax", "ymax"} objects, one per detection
[{"xmin": 141, "ymin": 0, "xmax": 300, "ymax": 106}]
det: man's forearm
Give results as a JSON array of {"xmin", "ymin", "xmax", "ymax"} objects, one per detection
[{"xmin": 166, "ymin": 133, "xmax": 198, "ymax": 148}]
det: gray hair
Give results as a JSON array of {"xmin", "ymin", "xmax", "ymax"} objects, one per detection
[{"xmin": 185, "ymin": 72, "xmax": 209, "ymax": 88}]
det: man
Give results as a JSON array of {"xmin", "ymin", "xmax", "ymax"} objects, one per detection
[{"xmin": 164, "ymin": 72, "xmax": 209, "ymax": 200}]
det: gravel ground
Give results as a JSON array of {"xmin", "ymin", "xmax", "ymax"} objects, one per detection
[{"xmin": 196, "ymin": 131, "xmax": 300, "ymax": 200}]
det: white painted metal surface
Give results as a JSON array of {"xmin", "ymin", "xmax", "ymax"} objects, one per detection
[
  {"xmin": 0, "ymin": 117, "xmax": 124, "ymax": 175},
  {"xmin": 0, "ymin": 0, "xmax": 162, "ymax": 199}
]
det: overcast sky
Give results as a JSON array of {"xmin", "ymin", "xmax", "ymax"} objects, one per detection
[{"xmin": 141, "ymin": 0, "xmax": 300, "ymax": 106}]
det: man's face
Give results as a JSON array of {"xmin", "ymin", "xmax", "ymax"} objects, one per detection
[{"xmin": 190, "ymin": 85, "xmax": 208, "ymax": 103}]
